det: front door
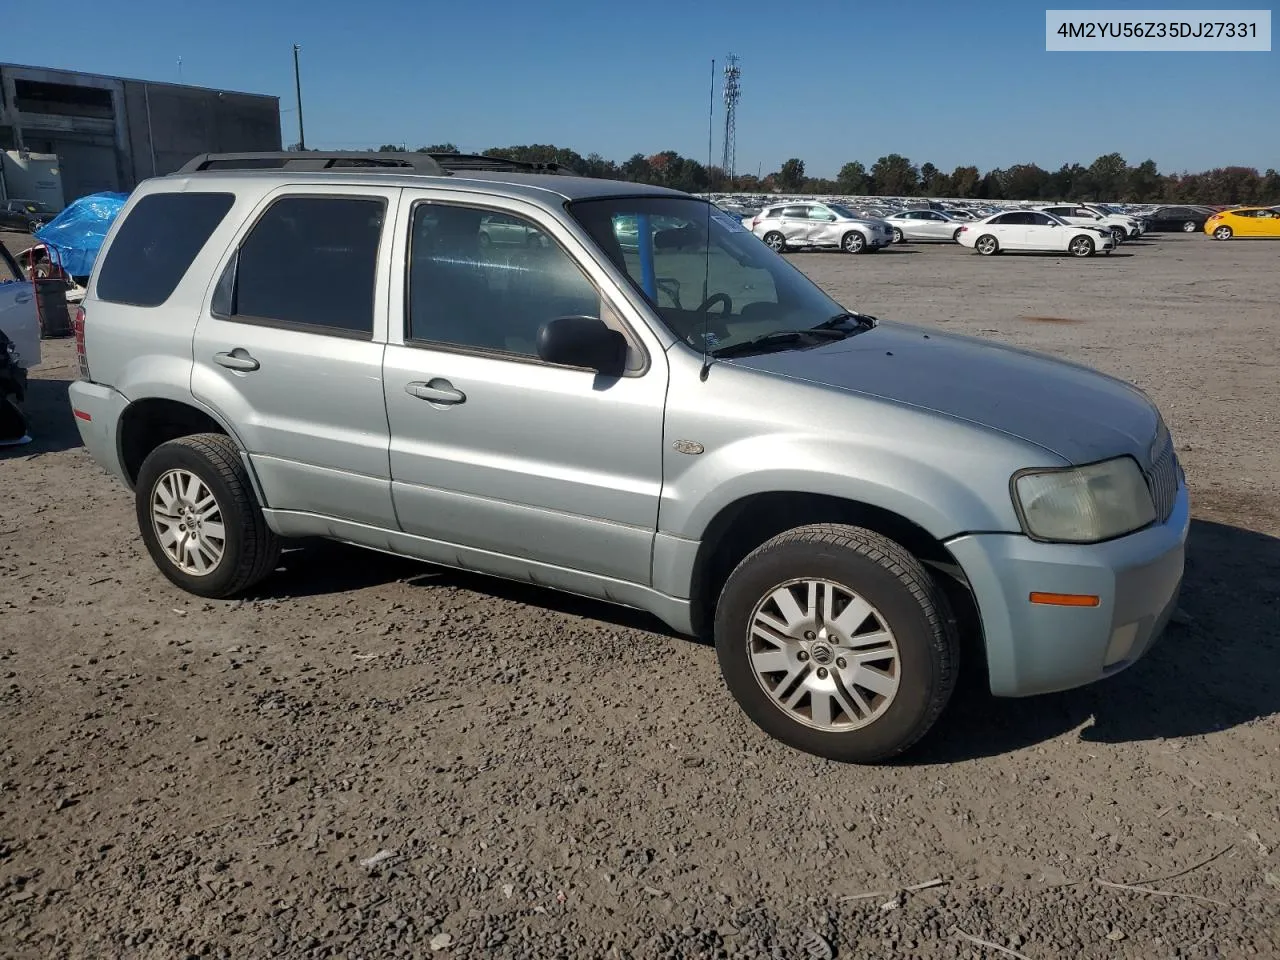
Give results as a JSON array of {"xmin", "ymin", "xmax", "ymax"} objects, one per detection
[
  {"xmin": 190, "ymin": 185, "xmax": 399, "ymax": 529},
  {"xmin": 381, "ymin": 193, "xmax": 668, "ymax": 586}
]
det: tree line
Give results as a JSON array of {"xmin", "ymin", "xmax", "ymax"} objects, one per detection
[{"xmin": 339, "ymin": 143, "xmax": 1280, "ymax": 205}]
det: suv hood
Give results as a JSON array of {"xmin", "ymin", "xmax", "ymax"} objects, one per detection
[{"xmin": 730, "ymin": 322, "xmax": 1160, "ymax": 466}]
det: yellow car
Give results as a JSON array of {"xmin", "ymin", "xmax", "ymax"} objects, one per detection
[{"xmin": 1204, "ymin": 206, "xmax": 1280, "ymax": 240}]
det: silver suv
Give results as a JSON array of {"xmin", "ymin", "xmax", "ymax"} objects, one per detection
[
  {"xmin": 750, "ymin": 202, "xmax": 893, "ymax": 254},
  {"xmin": 68, "ymin": 151, "xmax": 1188, "ymax": 763}
]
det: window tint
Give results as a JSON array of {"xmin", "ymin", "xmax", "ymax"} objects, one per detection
[
  {"xmin": 1028, "ymin": 213, "xmax": 1057, "ymax": 225},
  {"xmin": 224, "ymin": 196, "xmax": 384, "ymax": 336},
  {"xmin": 407, "ymin": 204, "xmax": 602, "ymax": 359},
  {"xmin": 780, "ymin": 206, "xmax": 808, "ymax": 219},
  {"xmin": 96, "ymin": 192, "xmax": 235, "ymax": 306}
]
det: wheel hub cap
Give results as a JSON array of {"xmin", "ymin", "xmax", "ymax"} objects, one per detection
[{"xmin": 747, "ymin": 578, "xmax": 901, "ymax": 732}]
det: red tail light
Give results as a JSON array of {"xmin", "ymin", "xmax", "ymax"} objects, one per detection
[
  {"xmin": 751, "ymin": 216, "xmax": 759, "ymax": 229},
  {"xmin": 74, "ymin": 305, "xmax": 90, "ymax": 381}
]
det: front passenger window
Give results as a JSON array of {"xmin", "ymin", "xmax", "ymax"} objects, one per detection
[{"xmin": 407, "ymin": 203, "xmax": 602, "ymax": 359}]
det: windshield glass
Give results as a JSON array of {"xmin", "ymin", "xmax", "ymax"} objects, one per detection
[{"xmin": 569, "ymin": 196, "xmax": 848, "ymax": 354}]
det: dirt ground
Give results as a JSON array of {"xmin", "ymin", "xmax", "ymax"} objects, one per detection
[{"xmin": 2, "ymin": 231, "xmax": 1278, "ymax": 960}]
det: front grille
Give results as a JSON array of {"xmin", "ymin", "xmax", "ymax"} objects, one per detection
[{"xmin": 1145, "ymin": 432, "xmax": 1179, "ymax": 523}]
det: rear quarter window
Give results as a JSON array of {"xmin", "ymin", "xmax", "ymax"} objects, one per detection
[{"xmin": 95, "ymin": 192, "xmax": 236, "ymax": 306}]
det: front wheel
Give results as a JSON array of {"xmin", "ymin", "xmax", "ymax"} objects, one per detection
[
  {"xmin": 762, "ymin": 231, "xmax": 786, "ymax": 252},
  {"xmin": 714, "ymin": 524, "xmax": 958, "ymax": 763},
  {"xmin": 1182, "ymin": 220, "xmax": 1198, "ymax": 233},
  {"xmin": 1213, "ymin": 225, "xmax": 1233, "ymax": 240},
  {"xmin": 1069, "ymin": 235, "xmax": 1095, "ymax": 257},
  {"xmin": 135, "ymin": 433, "xmax": 280, "ymax": 599},
  {"xmin": 841, "ymin": 231, "xmax": 867, "ymax": 254}
]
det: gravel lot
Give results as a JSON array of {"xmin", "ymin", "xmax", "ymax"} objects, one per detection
[{"xmin": 2, "ymin": 231, "xmax": 1278, "ymax": 959}]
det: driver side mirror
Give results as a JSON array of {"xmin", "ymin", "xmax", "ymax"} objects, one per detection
[{"xmin": 537, "ymin": 316, "xmax": 627, "ymax": 375}]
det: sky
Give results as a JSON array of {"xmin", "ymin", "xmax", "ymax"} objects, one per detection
[{"xmin": 3, "ymin": 0, "xmax": 1276, "ymax": 179}]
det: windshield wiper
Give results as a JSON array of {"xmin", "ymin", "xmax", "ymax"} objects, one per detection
[
  {"xmin": 813, "ymin": 311, "xmax": 876, "ymax": 331},
  {"xmin": 711, "ymin": 328, "xmax": 847, "ymax": 359}
]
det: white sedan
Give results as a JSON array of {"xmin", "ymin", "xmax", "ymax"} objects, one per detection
[{"xmin": 957, "ymin": 210, "xmax": 1115, "ymax": 257}]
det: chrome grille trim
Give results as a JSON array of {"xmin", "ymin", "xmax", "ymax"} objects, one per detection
[{"xmin": 1145, "ymin": 432, "xmax": 1179, "ymax": 523}]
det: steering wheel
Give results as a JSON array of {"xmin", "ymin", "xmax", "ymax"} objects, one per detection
[{"xmin": 696, "ymin": 293, "xmax": 733, "ymax": 316}]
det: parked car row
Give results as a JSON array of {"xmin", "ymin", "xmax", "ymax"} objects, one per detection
[{"xmin": 745, "ymin": 201, "xmax": 1128, "ymax": 258}]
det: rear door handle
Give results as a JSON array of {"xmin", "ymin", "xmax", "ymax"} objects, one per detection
[
  {"xmin": 214, "ymin": 350, "xmax": 260, "ymax": 372},
  {"xmin": 405, "ymin": 380, "xmax": 466, "ymax": 405}
]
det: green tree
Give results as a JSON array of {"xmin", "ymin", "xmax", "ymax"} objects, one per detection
[
  {"xmin": 1126, "ymin": 159, "xmax": 1162, "ymax": 201},
  {"xmin": 1261, "ymin": 169, "xmax": 1280, "ymax": 203},
  {"xmin": 1003, "ymin": 163, "xmax": 1049, "ymax": 200},
  {"xmin": 1085, "ymin": 153, "xmax": 1129, "ymax": 199},
  {"xmin": 836, "ymin": 161, "xmax": 870, "ymax": 194},
  {"xmin": 918, "ymin": 162, "xmax": 939, "ymax": 192},
  {"xmin": 376, "ymin": 143, "xmax": 407, "ymax": 152},
  {"xmin": 950, "ymin": 165, "xmax": 980, "ymax": 198},
  {"xmin": 870, "ymin": 154, "xmax": 919, "ymax": 196},
  {"xmin": 417, "ymin": 143, "xmax": 459, "ymax": 153},
  {"xmin": 976, "ymin": 169, "xmax": 1006, "ymax": 200},
  {"xmin": 776, "ymin": 158, "xmax": 806, "ymax": 192}
]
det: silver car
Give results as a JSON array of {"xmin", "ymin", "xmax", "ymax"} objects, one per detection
[
  {"xmin": 883, "ymin": 209, "xmax": 968, "ymax": 243},
  {"xmin": 68, "ymin": 151, "xmax": 1188, "ymax": 763},
  {"xmin": 750, "ymin": 202, "xmax": 894, "ymax": 254}
]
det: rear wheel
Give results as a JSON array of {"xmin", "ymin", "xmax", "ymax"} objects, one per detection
[
  {"xmin": 975, "ymin": 234, "xmax": 999, "ymax": 256},
  {"xmin": 952, "ymin": 227, "xmax": 964, "ymax": 242},
  {"xmin": 841, "ymin": 231, "xmax": 867, "ymax": 254},
  {"xmin": 1069, "ymin": 235, "xmax": 1095, "ymax": 257},
  {"xmin": 763, "ymin": 231, "xmax": 786, "ymax": 252},
  {"xmin": 135, "ymin": 433, "xmax": 280, "ymax": 598},
  {"xmin": 714, "ymin": 524, "xmax": 958, "ymax": 763},
  {"xmin": 891, "ymin": 227, "xmax": 905, "ymax": 244},
  {"xmin": 1213, "ymin": 225, "xmax": 1233, "ymax": 240},
  {"xmin": 1110, "ymin": 226, "xmax": 1126, "ymax": 243}
]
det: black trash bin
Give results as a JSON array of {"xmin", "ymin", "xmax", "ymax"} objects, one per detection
[{"xmin": 34, "ymin": 279, "xmax": 72, "ymax": 338}]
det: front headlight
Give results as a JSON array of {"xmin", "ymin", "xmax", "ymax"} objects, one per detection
[{"xmin": 1013, "ymin": 457, "xmax": 1156, "ymax": 543}]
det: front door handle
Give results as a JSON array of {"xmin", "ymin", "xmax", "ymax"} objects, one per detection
[
  {"xmin": 405, "ymin": 380, "xmax": 466, "ymax": 405},
  {"xmin": 214, "ymin": 349, "xmax": 260, "ymax": 372}
]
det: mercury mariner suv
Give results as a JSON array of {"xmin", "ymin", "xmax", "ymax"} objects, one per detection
[{"xmin": 68, "ymin": 151, "xmax": 1188, "ymax": 762}]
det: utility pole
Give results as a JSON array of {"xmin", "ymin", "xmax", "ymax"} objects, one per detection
[{"xmin": 292, "ymin": 44, "xmax": 306, "ymax": 151}]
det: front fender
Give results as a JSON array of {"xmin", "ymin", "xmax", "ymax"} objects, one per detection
[{"xmin": 658, "ymin": 431, "xmax": 1031, "ymax": 544}]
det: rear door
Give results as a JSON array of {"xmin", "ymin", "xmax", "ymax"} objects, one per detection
[
  {"xmin": 779, "ymin": 205, "xmax": 813, "ymax": 246},
  {"xmin": 190, "ymin": 185, "xmax": 399, "ymax": 528}
]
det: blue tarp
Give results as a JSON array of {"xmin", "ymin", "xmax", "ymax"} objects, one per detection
[{"xmin": 34, "ymin": 192, "xmax": 130, "ymax": 277}]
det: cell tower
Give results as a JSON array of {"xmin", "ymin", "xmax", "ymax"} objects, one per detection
[{"xmin": 721, "ymin": 54, "xmax": 741, "ymax": 179}]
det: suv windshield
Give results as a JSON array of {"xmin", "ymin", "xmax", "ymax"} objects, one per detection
[{"xmin": 569, "ymin": 196, "xmax": 849, "ymax": 354}]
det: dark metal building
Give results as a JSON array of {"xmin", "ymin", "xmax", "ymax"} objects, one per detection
[{"xmin": 0, "ymin": 62, "xmax": 281, "ymax": 206}]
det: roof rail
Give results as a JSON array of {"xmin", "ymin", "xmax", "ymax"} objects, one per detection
[{"xmin": 177, "ymin": 151, "xmax": 577, "ymax": 177}]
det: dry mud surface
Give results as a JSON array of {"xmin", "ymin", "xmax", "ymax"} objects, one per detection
[{"xmin": 2, "ymin": 232, "xmax": 1278, "ymax": 959}]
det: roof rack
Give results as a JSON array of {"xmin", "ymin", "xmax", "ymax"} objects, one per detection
[{"xmin": 177, "ymin": 151, "xmax": 575, "ymax": 177}]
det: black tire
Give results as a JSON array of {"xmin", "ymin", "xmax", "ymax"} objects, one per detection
[
  {"xmin": 762, "ymin": 231, "xmax": 786, "ymax": 252},
  {"xmin": 1213, "ymin": 225, "xmax": 1233, "ymax": 241},
  {"xmin": 891, "ymin": 227, "xmax": 905, "ymax": 244},
  {"xmin": 714, "ymin": 523, "xmax": 958, "ymax": 763},
  {"xmin": 975, "ymin": 234, "xmax": 999, "ymax": 256},
  {"xmin": 952, "ymin": 227, "xmax": 964, "ymax": 242},
  {"xmin": 841, "ymin": 231, "xmax": 866, "ymax": 254},
  {"xmin": 1182, "ymin": 221, "xmax": 1197, "ymax": 233},
  {"xmin": 135, "ymin": 433, "xmax": 280, "ymax": 599},
  {"xmin": 1110, "ymin": 226, "xmax": 1126, "ymax": 243},
  {"xmin": 1069, "ymin": 235, "xmax": 1095, "ymax": 257}
]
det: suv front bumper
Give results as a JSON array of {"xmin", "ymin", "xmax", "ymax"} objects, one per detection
[{"xmin": 946, "ymin": 480, "xmax": 1189, "ymax": 698}]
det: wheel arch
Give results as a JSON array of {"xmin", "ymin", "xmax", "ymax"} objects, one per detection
[
  {"xmin": 686, "ymin": 491, "xmax": 984, "ymax": 678},
  {"xmin": 116, "ymin": 396, "xmax": 265, "ymax": 505}
]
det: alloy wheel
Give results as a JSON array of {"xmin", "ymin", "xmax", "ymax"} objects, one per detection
[
  {"xmin": 747, "ymin": 578, "xmax": 901, "ymax": 732},
  {"xmin": 151, "ymin": 468, "xmax": 227, "ymax": 576}
]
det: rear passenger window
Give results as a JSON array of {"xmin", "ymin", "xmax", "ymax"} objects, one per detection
[
  {"xmin": 218, "ymin": 196, "xmax": 385, "ymax": 337},
  {"xmin": 96, "ymin": 192, "xmax": 234, "ymax": 306}
]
